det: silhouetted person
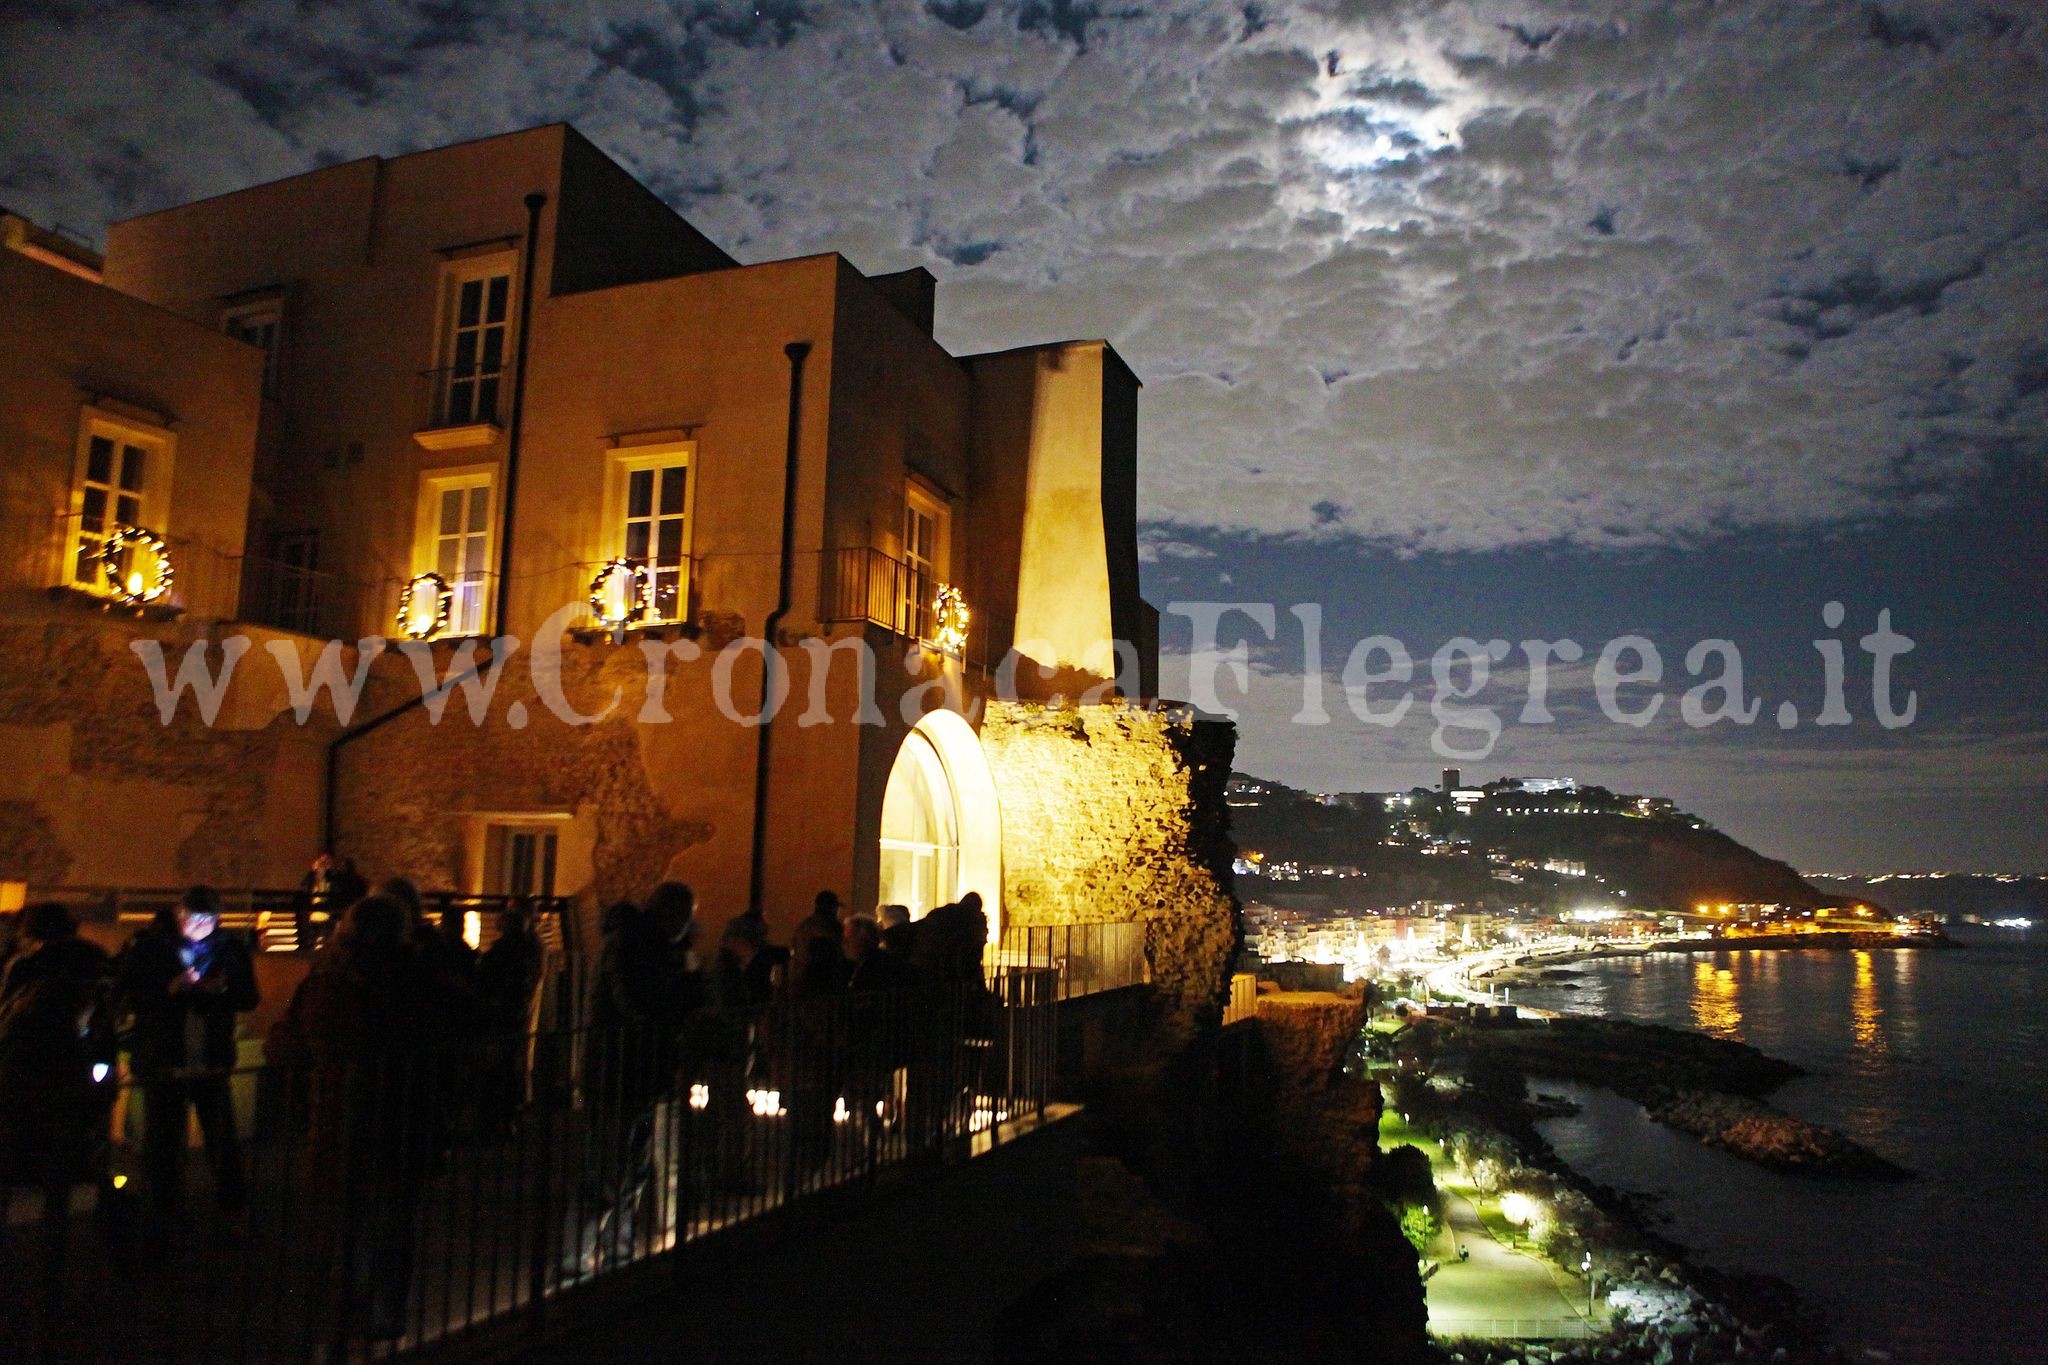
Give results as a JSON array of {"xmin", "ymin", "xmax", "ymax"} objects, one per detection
[
  {"xmin": 114, "ymin": 885, "xmax": 259, "ymax": 1236},
  {"xmin": 905, "ymin": 892, "xmax": 992, "ymax": 1147},
  {"xmin": 911, "ymin": 893, "xmax": 989, "ymax": 987},
  {"xmin": 0, "ymin": 909, "xmax": 21, "ymax": 986},
  {"xmin": 876, "ymin": 903, "xmax": 916, "ymax": 960},
  {"xmin": 840, "ymin": 915, "xmax": 909, "ymax": 1164},
  {"xmin": 788, "ymin": 890, "xmax": 848, "ymax": 1001},
  {"xmin": 574, "ymin": 887, "xmax": 701, "ymax": 1274},
  {"xmin": 713, "ymin": 915, "xmax": 777, "ymax": 1016},
  {"xmin": 0, "ymin": 904, "xmax": 114, "ymax": 1239},
  {"xmin": 378, "ymin": 876, "xmax": 478, "ymax": 1146},
  {"xmin": 845, "ymin": 915, "xmax": 911, "ymax": 994},
  {"xmin": 301, "ymin": 854, "xmax": 367, "ymax": 939},
  {"xmin": 269, "ymin": 895, "xmax": 434, "ymax": 1340},
  {"xmin": 477, "ymin": 899, "xmax": 544, "ymax": 1134}
]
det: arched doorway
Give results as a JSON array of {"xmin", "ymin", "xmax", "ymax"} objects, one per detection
[{"xmin": 877, "ymin": 709, "xmax": 1002, "ymax": 937}]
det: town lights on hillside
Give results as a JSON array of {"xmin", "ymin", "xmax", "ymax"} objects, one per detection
[
  {"xmin": 931, "ymin": 583, "xmax": 969, "ymax": 655},
  {"xmin": 396, "ymin": 571, "xmax": 452, "ymax": 640},
  {"xmin": 587, "ymin": 556, "xmax": 652, "ymax": 631},
  {"xmin": 98, "ymin": 525, "xmax": 173, "ymax": 608}
]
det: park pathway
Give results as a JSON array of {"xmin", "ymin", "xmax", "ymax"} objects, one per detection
[{"xmin": 1424, "ymin": 1189, "xmax": 1595, "ymax": 1341}]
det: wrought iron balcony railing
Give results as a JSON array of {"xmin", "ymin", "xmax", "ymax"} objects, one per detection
[{"xmin": 417, "ymin": 363, "xmax": 506, "ymax": 435}]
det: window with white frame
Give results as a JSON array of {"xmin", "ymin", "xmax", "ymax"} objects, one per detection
[
  {"xmin": 436, "ymin": 259, "xmax": 512, "ymax": 427},
  {"xmin": 223, "ymin": 300, "xmax": 282, "ymax": 398},
  {"xmin": 608, "ymin": 445, "xmax": 694, "ymax": 623},
  {"xmin": 69, "ymin": 412, "xmax": 171, "ymax": 593},
  {"xmin": 416, "ymin": 469, "xmax": 495, "ymax": 636},
  {"xmin": 902, "ymin": 484, "xmax": 948, "ymax": 639}
]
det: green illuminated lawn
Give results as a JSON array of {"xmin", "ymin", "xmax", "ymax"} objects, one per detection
[{"xmin": 1375, "ymin": 1095, "xmax": 1521, "ymax": 1247}]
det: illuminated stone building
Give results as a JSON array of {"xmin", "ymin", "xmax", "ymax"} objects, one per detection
[{"xmin": 0, "ymin": 125, "xmax": 1229, "ymax": 962}]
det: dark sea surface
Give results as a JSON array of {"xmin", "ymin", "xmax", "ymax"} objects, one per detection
[{"xmin": 1506, "ymin": 926, "xmax": 2047, "ymax": 1365}]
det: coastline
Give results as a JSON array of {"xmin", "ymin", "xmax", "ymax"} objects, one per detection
[
  {"xmin": 1495, "ymin": 1091, "xmax": 1849, "ymax": 1365},
  {"xmin": 1479, "ymin": 930, "xmax": 1957, "ymax": 983},
  {"xmin": 1447, "ymin": 1015, "xmax": 1909, "ymax": 1181},
  {"xmin": 1394, "ymin": 1016, "xmax": 1853, "ymax": 1364}
]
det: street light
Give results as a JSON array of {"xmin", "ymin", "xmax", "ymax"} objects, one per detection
[{"xmin": 1499, "ymin": 1191, "xmax": 1537, "ymax": 1246}]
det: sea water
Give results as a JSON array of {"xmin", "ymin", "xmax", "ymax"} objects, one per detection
[{"xmin": 1504, "ymin": 927, "xmax": 2048, "ymax": 1365}]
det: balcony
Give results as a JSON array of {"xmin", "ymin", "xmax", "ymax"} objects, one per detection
[
  {"xmin": 237, "ymin": 550, "xmax": 344, "ymax": 637},
  {"xmin": 823, "ymin": 546, "xmax": 1010, "ymax": 668},
  {"xmin": 413, "ymin": 364, "xmax": 505, "ymax": 449}
]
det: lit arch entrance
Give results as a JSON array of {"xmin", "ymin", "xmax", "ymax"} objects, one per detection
[{"xmin": 878, "ymin": 709, "xmax": 1002, "ymax": 938}]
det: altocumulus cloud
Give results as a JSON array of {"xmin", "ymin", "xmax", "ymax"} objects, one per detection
[{"xmin": 2, "ymin": 0, "xmax": 2043, "ymax": 554}]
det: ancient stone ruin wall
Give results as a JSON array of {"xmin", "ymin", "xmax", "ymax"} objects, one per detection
[
  {"xmin": 980, "ymin": 699, "xmax": 1240, "ymax": 1032},
  {"xmin": 332, "ymin": 641, "xmax": 723, "ymax": 915},
  {"xmin": 0, "ymin": 613, "xmax": 332, "ymax": 889}
]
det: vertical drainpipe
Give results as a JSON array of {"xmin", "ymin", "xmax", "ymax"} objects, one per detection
[
  {"xmin": 493, "ymin": 190, "xmax": 548, "ymax": 636},
  {"xmin": 748, "ymin": 340, "xmax": 812, "ymax": 916},
  {"xmin": 321, "ymin": 190, "xmax": 546, "ymax": 853}
]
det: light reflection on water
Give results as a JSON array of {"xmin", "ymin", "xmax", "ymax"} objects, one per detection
[
  {"xmin": 1510, "ymin": 929, "xmax": 2048, "ymax": 1365},
  {"xmin": 1689, "ymin": 959, "xmax": 1742, "ymax": 1038},
  {"xmin": 1850, "ymin": 950, "xmax": 1886, "ymax": 1056}
]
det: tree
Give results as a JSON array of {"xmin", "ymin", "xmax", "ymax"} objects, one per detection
[
  {"xmin": 1372, "ymin": 1144, "xmax": 1436, "ymax": 1207},
  {"xmin": 1399, "ymin": 1203, "xmax": 1442, "ymax": 1258}
]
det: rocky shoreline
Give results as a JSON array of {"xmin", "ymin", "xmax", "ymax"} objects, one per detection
[
  {"xmin": 1450, "ymin": 1016, "xmax": 1908, "ymax": 1180},
  {"xmin": 1451, "ymin": 1103, "xmax": 1852, "ymax": 1365},
  {"xmin": 1649, "ymin": 1089, "xmax": 1909, "ymax": 1180},
  {"xmin": 1398, "ymin": 1018, "xmax": 1852, "ymax": 1364}
]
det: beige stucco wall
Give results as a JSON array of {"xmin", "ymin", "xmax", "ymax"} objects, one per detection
[
  {"xmin": 102, "ymin": 127, "xmax": 572, "ymax": 641},
  {"xmin": 0, "ymin": 249, "xmax": 263, "ymax": 620},
  {"xmin": 508, "ymin": 252, "xmax": 842, "ymax": 637},
  {"xmin": 965, "ymin": 342, "xmax": 1144, "ymax": 692}
]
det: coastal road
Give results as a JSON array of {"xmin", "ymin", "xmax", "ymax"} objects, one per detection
[{"xmin": 1425, "ymin": 1190, "xmax": 1594, "ymax": 1341}]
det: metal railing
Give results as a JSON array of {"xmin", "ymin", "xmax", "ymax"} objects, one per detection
[
  {"xmin": 235, "ymin": 551, "xmax": 386, "ymax": 639},
  {"xmin": 418, "ymin": 364, "xmax": 505, "ymax": 431},
  {"xmin": 0, "ymin": 970, "xmax": 1057, "ymax": 1362},
  {"xmin": 1430, "ymin": 1317, "xmax": 1596, "ymax": 1340},
  {"xmin": 823, "ymin": 544, "xmax": 933, "ymax": 641},
  {"xmin": 993, "ymin": 920, "xmax": 1148, "ymax": 1001},
  {"xmin": 27, "ymin": 887, "xmax": 572, "ymax": 957}
]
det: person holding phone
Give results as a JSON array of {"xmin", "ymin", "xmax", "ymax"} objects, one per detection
[{"xmin": 115, "ymin": 885, "xmax": 260, "ymax": 1239}]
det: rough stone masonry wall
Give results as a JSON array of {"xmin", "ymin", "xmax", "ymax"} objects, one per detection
[
  {"xmin": 0, "ymin": 613, "xmax": 327, "ymax": 887},
  {"xmin": 980, "ymin": 699, "xmax": 1240, "ymax": 1033},
  {"xmin": 333, "ymin": 641, "xmax": 713, "ymax": 913}
]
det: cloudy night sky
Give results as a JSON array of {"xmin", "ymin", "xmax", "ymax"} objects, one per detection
[{"xmin": 3, "ymin": 0, "xmax": 2043, "ymax": 873}]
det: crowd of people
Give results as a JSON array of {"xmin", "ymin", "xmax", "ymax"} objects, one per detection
[{"xmin": 0, "ymin": 868, "xmax": 1001, "ymax": 1343}]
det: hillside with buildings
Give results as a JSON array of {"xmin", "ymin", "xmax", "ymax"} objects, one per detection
[{"xmin": 1229, "ymin": 770, "xmax": 1834, "ymax": 923}]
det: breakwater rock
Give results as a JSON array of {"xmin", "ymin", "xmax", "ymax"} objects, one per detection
[
  {"xmin": 1650, "ymin": 1090, "xmax": 1910, "ymax": 1180},
  {"xmin": 1452, "ymin": 1018, "xmax": 1907, "ymax": 1180}
]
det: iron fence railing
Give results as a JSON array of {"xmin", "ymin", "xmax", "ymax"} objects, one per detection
[
  {"xmin": 0, "ymin": 970, "xmax": 1058, "ymax": 1363},
  {"xmin": 27, "ymin": 887, "xmax": 573, "ymax": 957},
  {"xmin": 993, "ymin": 921, "xmax": 1149, "ymax": 1001},
  {"xmin": 1430, "ymin": 1317, "xmax": 1597, "ymax": 1340}
]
